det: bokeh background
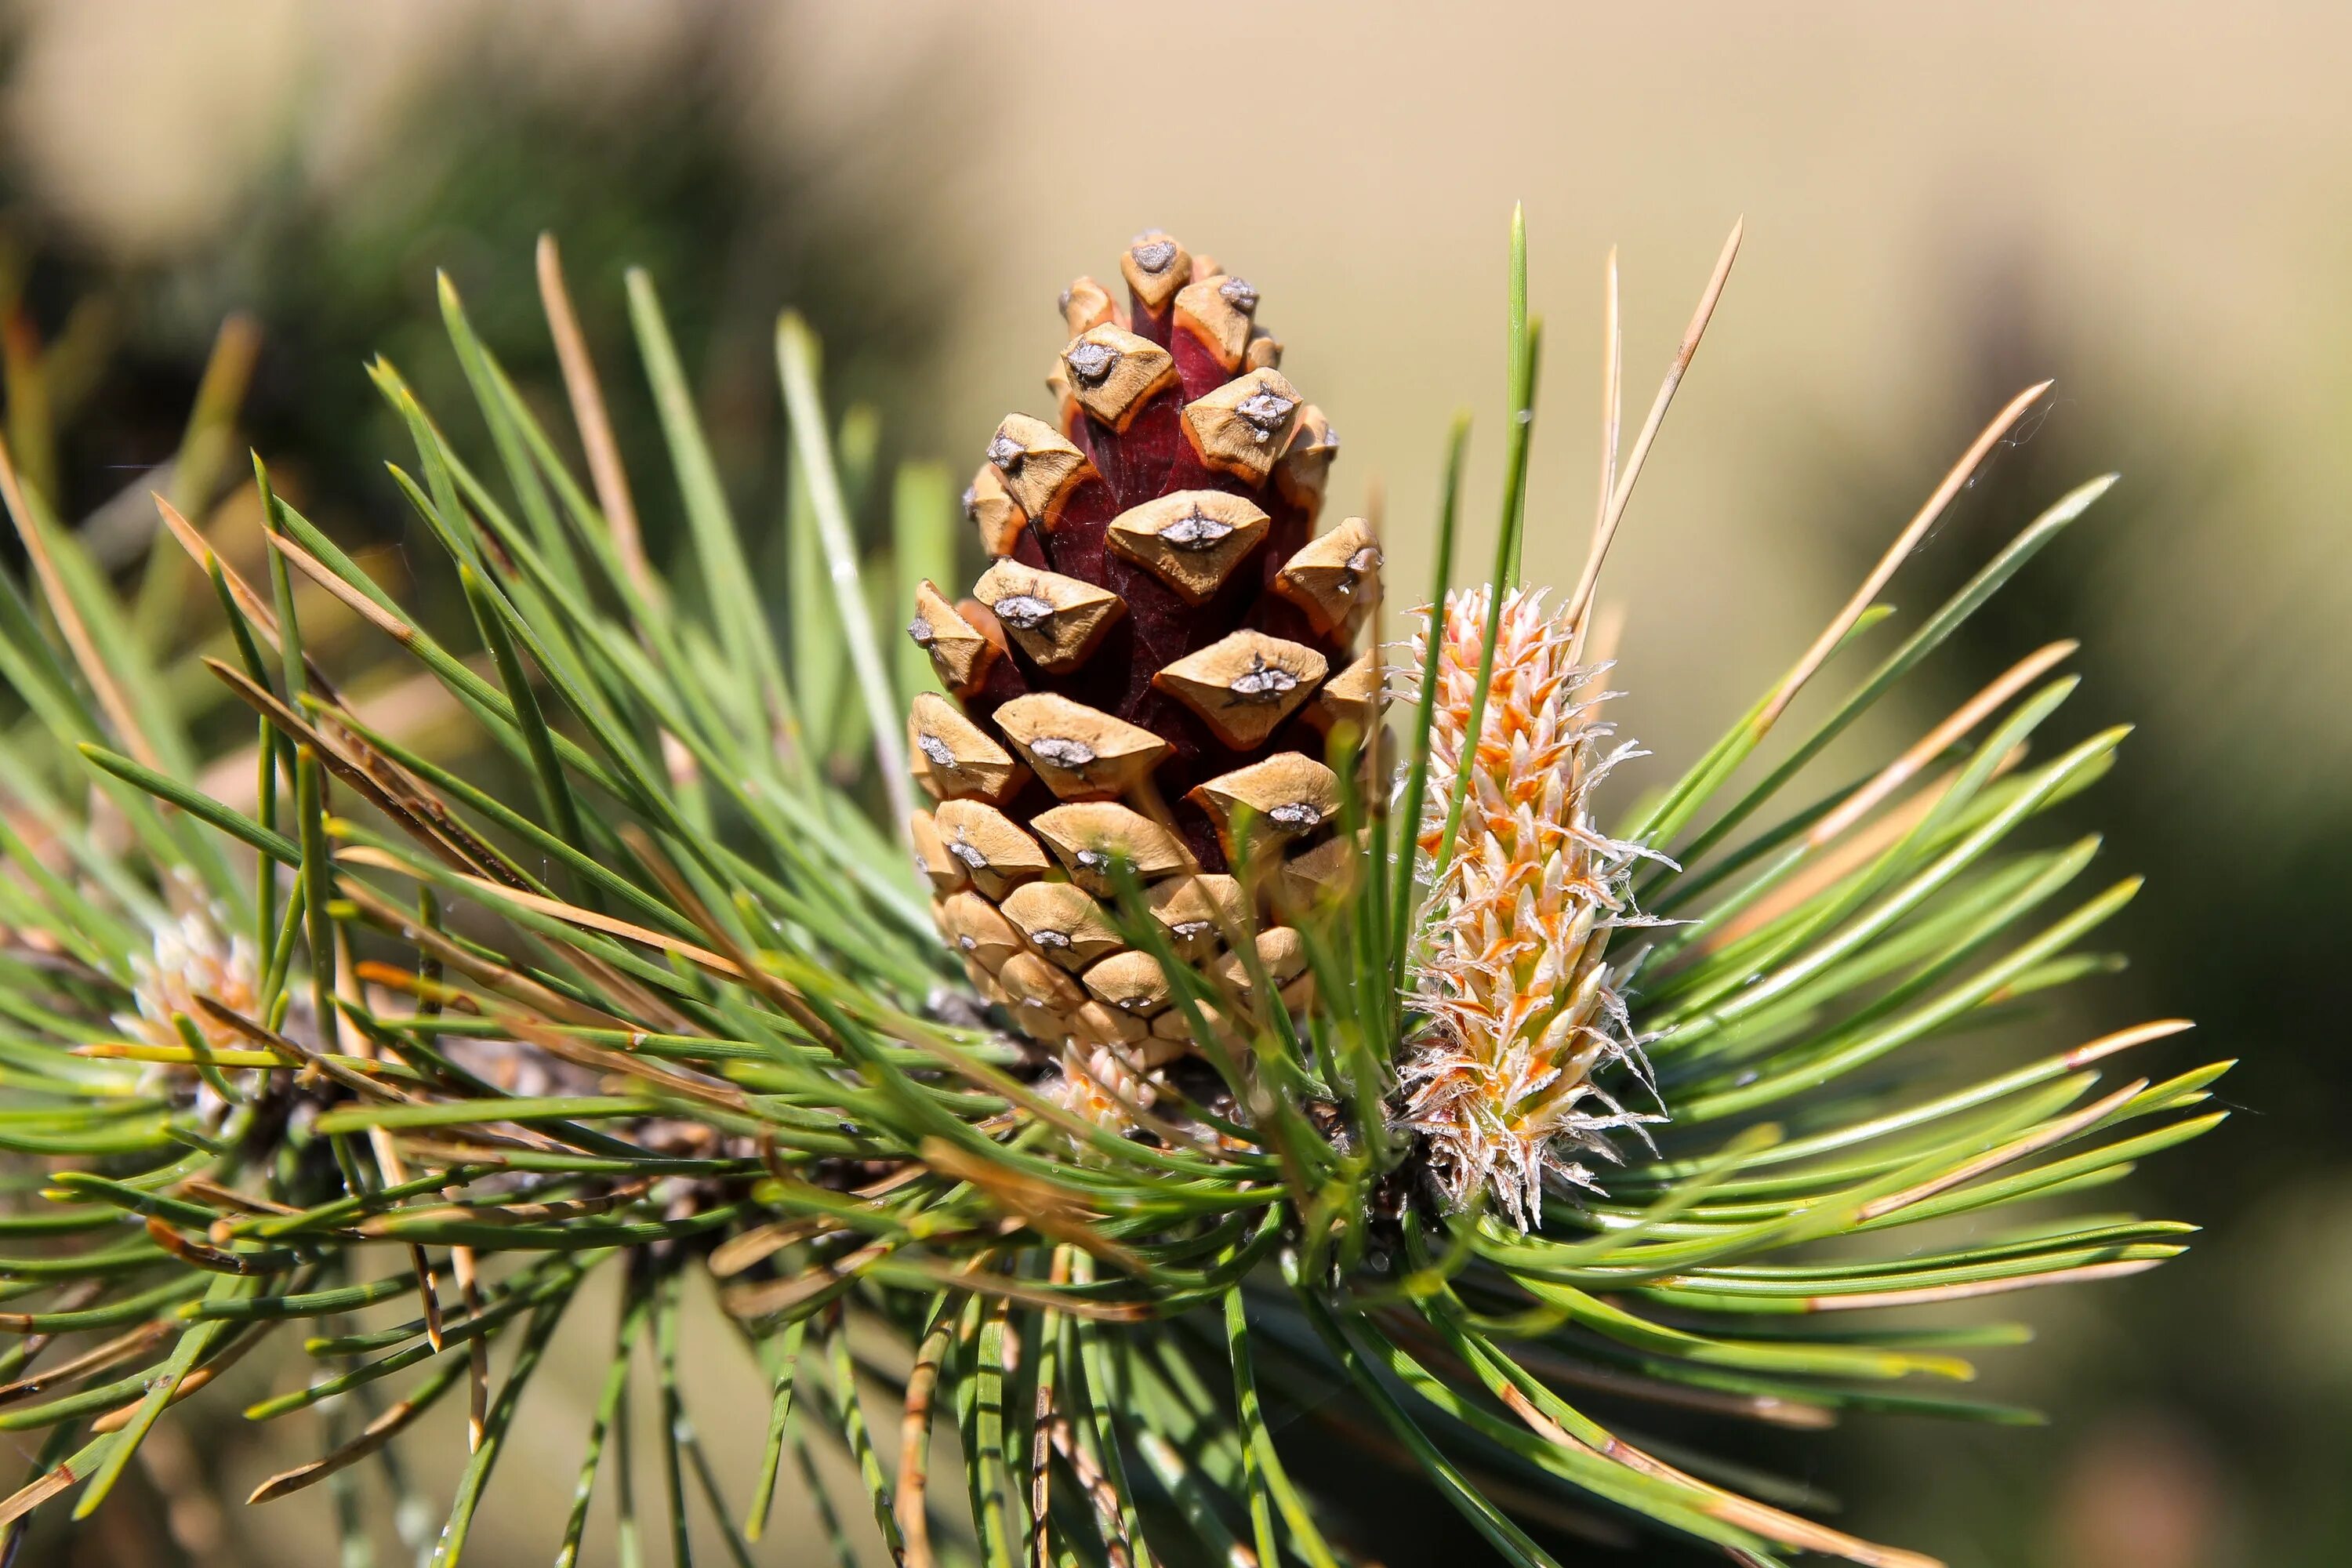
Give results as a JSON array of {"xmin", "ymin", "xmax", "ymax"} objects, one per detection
[{"xmin": 3, "ymin": 2, "xmax": 2347, "ymax": 1563}]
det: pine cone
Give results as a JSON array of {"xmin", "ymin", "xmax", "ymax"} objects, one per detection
[{"xmin": 905, "ymin": 232, "xmax": 1381, "ymax": 1066}]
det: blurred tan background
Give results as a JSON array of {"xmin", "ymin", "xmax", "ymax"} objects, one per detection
[{"xmin": 5, "ymin": 1, "xmax": 2350, "ymax": 1563}]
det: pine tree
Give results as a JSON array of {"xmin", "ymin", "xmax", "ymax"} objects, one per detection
[{"xmin": 0, "ymin": 213, "xmax": 2220, "ymax": 1568}]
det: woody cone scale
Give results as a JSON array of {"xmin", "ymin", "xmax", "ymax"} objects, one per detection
[{"xmin": 905, "ymin": 232, "xmax": 1381, "ymax": 1079}]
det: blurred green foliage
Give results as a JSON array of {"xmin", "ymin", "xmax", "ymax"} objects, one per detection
[{"xmin": 2, "ymin": 13, "xmax": 954, "ymax": 580}]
